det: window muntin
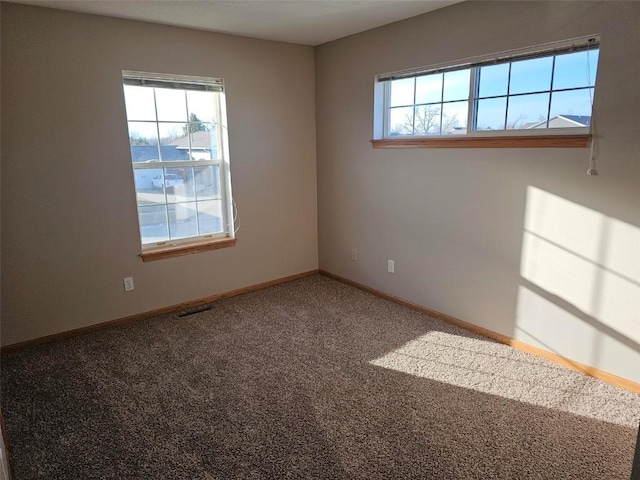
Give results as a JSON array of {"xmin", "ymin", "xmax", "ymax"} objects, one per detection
[
  {"xmin": 378, "ymin": 37, "xmax": 599, "ymax": 139},
  {"xmin": 122, "ymin": 71, "xmax": 233, "ymax": 250},
  {"xmin": 388, "ymin": 70, "xmax": 471, "ymax": 136}
]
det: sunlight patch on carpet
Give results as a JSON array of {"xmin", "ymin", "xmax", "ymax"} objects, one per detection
[{"xmin": 369, "ymin": 330, "xmax": 638, "ymax": 428}]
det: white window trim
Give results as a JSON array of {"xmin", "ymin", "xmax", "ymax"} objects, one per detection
[
  {"xmin": 373, "ymin": 35, "xmax": 599, "ymax": 141},
  {"xmin": 122, "ymin": 71, "xmax": 235, "ymax": 253}
]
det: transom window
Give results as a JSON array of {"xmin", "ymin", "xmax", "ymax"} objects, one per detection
[
  {"xmin": 375, "ymin": 36, "xmax": 599, "ymax": 139},
  {"xmin": 122, "ymin": 71, "xmax": 234, "ymax": 252}
]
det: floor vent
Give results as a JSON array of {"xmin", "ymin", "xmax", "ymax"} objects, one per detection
[{"xmin": 177, "ymin": 305, "xmax": 211, "ymax": 318}]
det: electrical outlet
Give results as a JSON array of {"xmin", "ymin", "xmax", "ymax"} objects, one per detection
[
  {"xmin": 123, "ymin": 277, "xmax": 135, "ymax": 292},
  {"xmin": 351, "ymin": 248, "xmax": 358, "ymax": 262},
  {"xmin": 387, "ymin": 260, "xmax": 395, "ymax": 273}
]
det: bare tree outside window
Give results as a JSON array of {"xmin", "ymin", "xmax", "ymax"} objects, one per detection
[{"xmin": 390, "ymin": 105, "xmax": 461, "ymax": 136}]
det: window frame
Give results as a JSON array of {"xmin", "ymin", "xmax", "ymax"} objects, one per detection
[
  {"xmin": 373, "ymin": 35, "xmax": 600, "ymax": 147},
  {"xmin": 122, "ymin": 71, "xmax": 236, "ymax": 259}
]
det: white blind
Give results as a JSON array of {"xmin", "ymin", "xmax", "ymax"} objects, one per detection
[
  {"xmin": 377, "ymin": 35, "xmax": 599, "ymax": 82},
  {"xmin": 122, "ymin": 70, "xmax": 224, "ymax": 92}
]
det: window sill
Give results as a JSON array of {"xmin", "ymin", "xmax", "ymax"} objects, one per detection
[
  {"xmin": 371, "ymin": 134, "xmax": 591, "ymax": 149},
  {"xmin": 140, "ymin": 237, "xmax": 237, "ymax": 262}
]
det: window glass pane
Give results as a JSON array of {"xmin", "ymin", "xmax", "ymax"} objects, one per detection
[
  {"xmin": 390, "ymin": 78, "xmax": 415, "ymax": 107},
  {"xmin": 442, "ymin": 69, "xmax": 470, "ymax": 102},
  {"xmin": 197, "ymin": 200, "xmax": 224, "ymax": 235},
  {"xmin": 133, "ymin": 168, "xmax": 163, "ymax": 206},
  {"xmin": 553, "ymin": 50, "xmax": 599, "ymax": 90},
  {"xmin": 138, "ymin": 205, "xmax": 169, "ymax": 244},
  {"xmin": 165, "ymin": 167, "xmax": 195, "ymax": 203},
  {"xmin": 189, "ymin": 125, "xmax": 217, "ymax": 160},
  {"xmin": 182, "ymin": 167, "xmax": 197, "ymax": 202},
  {"xmin": 193, "ymin": 165, "xmax": 220, "ymax": 200},
  {"xmin": 476, "ymin": 97, "xmax": 507, "ymax": 130},
  {"xmin": 389, "ymin": 106, "xmax": 414, "ymax": 136},
  {"xmin": 509, "ymin": 57, "xmax": 553, "ymax": 94},
  {"xmin": 506, "ymin": 93, "xmax": 550, "ymax": 129},
  {"xmin": 186, "ymin": 91, "xmax": 217, "ymax": 124},
  {"xmin": 442, "ymin": 101, "xmax": 468, "ymax": 134},
  {"xmin": 195, "ymin": 166, "xmax": 221, "ymax": 200},
  {"xmin": 128, "ymin": 122, "xmax": 158, "ymax": 149},
  {"xmin": 155, "ymin": 87, "xmax": 188, "ymax": 122},
  {"xmin": 124, "ymin": 86, "xmax": 156, "ymax": 121},
  {"xmin": 413, "ymin": 105, "xmax": 441, "ymax": 135},
  {"xmin": 158, "ymin": 123, "xmax": 189, "ymax": 161},
  {"xmin": 415, "ymin": 74, "xmax": 442, "ymax": 104},
  {"xmin": 548, "ymin": 88, "xmax": 593, "ymax": 128},
  {"xmin": 161, "ymin": 168, "xmax": 187, "ymax": 203},
  {"xmin": 168, "ymin": 203, "xmax": 198, "ymax": 240},
  {"xmin": 478, "ymin": 64, "xmax": 509, "ymax": 98}
]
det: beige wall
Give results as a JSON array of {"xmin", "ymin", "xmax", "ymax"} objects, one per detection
[
  {"xmin": 316, "ymin": 1, "xmax": 640, "ymax": 382},
  {"xmin": 0, "ymin": 3, "xmax": 318, "ymax": 345}
]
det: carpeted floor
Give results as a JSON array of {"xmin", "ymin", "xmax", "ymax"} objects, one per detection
[{"xmin": 2, "ymin": 274, "xmax": 639, "ymax": 479}]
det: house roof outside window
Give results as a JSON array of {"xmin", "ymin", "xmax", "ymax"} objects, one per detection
[{"xmin": 527, "ymin": 115, "xmax": 591, "ymax": 129}]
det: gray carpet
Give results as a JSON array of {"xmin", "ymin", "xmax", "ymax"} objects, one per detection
[{"xmin": 2, "ymin": 275, "xmax": 639, "ymax": 479}]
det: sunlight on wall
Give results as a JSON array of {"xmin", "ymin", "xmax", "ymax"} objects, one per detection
[
  {"xmin": 369, "ymin": 330, "xmax": 637, "ymax": 427},
  {"xmin": 516, "ymin": 285, "xmax": 596, "ymax": 360},
  {"xmin": 370, "ymin": 187, "xmax": 638, "ymax": 427},
  {"xmin": 515, "ymin": 285, "xmax": 640, "ymax": 383},
  {"xmin": 521, "ymin": 186, "xmax": 640, "ymax": 344}
]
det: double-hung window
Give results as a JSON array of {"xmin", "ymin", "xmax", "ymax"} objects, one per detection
[
  {"xmin": 374, "ymin": 36, "xmax": 599, "ymax": 144},
  {"xmin": 122, "ymin": 71, "xmax": 235, "ymax": 259}
]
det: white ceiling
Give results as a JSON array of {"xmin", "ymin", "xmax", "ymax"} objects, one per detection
[{"xmin": 9, "ymin": 0, "xmax": 464, "ymax": 46}]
